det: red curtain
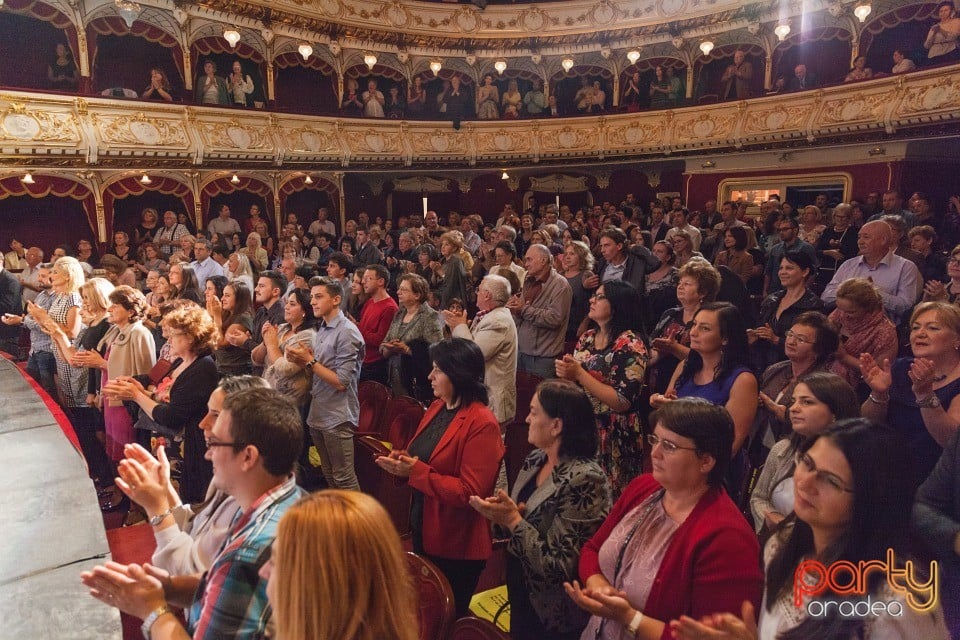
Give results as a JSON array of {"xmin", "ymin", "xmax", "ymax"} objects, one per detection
[
  {"xmin": 192, "ymin": 36, "xmax": 264, "ymax": 64},
  {"xmin": 281, "ymin": 177, "xmax": 339, "ymax": 229},
  {"xmin": 87, "ymin": 16, "xmax": 183, "ymax": 88},
  {"xmin": 344, "ymin": 63, "xmax": 406, "ymax": 82},
  {"xmin": 0, "ymin": 175, "xmax": 97, "ymax": 249},
  {"xmin": 102, "ymin": 177, "xmax": 194, "ymax": 238},
  {"xmin": 773, "ymin": 27, "xmax": 853, "ymax": 85},
  {"xmin": 2, "ymin": 0, "xmax": 79, "ymax": 64},
  {"xmin": 274, "ymin": 51, "xmax": 333, "ymax": 74},
  {"xmin": 273, "ymin": 52, "xmax": 338, "ymax": 114},
  {"xmin": 201, "ymin": 177, "xmax": 273, "ymax": 225}
]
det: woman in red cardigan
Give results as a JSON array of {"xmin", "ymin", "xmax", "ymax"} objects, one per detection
[
  {"xmin": 565, "ymin": 398, "xmax": 763, "ymax": 640},
  {"xmin": 377, "ymin": 337, "xmax": 504, "ymax": 616}
]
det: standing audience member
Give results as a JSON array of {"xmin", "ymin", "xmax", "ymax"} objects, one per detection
[
  {"xmin": 287, "ymin": 277, "xmax": 364, "ymax": 491},
  {"xmin": 3, "ymin": 263, "xmax": 54, "ymax": 393},
  {"xmin": 207, "ymin": 205, "xmax": 241, "ymax": 250},
  {"xmin": 0, "ymin": 259, "xmax": 23, "ymax": 356},
  {"xmin": 253, "ymin": 289, "xmax": 316, "ymax": 407},
  {"xmin": 189, "ymin": 238, "xmax": 225, "ymax": 288},
  {"xmin": 357, "ymin": 264, "xmax": 399, "ymax": 384},
  {"xmin": 376, "ymin": 339, "xmax": 504, "ymax": 617},
  {"xmin": 470, "ymin": 380, "xmax": 612, "ymax": 640},
  {"xmin": 568, "ymin": 399, "xmax": 763, "ymax": 640},
  {"xmin": 81, "ymin": 387, "xmax": 305, "ymax": 640},
  {"xmin": 555, "ymin": 280, "xmax": 649, "ymax": 497},
  {"xmin": 509, "ymin": 244, "xmax": 573, "ymax": 379},
  {"xmin": 381, "ymin": 274, "xmax": 443, "ymax": 401},
  {"xmin": 444, "ymin": 274, "xmax": 519, "ymax": 425}
]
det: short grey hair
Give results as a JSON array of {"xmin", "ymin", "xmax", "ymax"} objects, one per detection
[
  {"xmin": 481, "ymin": 274, "xmax": 511, "ymax": 306},
  {"xmin": 498, "ymin": 225, "xmax": 517, "ymax": 242},
  {"xmin": 195, "ymin": 237, "xmax": 213, "ymax": 251}
]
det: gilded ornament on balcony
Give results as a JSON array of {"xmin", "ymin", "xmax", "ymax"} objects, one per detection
[
  {"xmin": 609, "ymin": 122, "xmax": 662, "ymax": 147},
  {"xmin": 897, "ymin": 77, "xmax": 960, "ymax": 114},
  {"xmin": 820, "ymin": 93, "xmax": 885, "ymax": 124},
  {"xmin": 589, "ymin": 0, "xmax": 618, "ymax": 25},
  {"xmin": 658, "ymin": 0, "xmax": 687, "ymax": 17},
  {"xmin": 2, "ymin": 111, "xmax": 41, "ymax": 140},
  {"xmin": 0, "ymin": 103, "xmax": 78, "ymax": 143},
  {"xmin": 454, "ymin": 7, "xmax": 480, "ymax": 32},
  {"xmin": 743, "ymin": 106, "xmax": 805, "ymax": 134},
  {"xmin": 201, "ymin": 120, "xmax": 267, "ymax": 150},
  {"xmin": 385, "ymin": 2, "xmax": 409, "ymax": 27},
  {"xmin": 317, "ymin": 0, "xmax": 341, "ymax": 16},
  {"xmin": 676, "ymin": 112, "xmax": 735, "ymax": 140},
  {"xmin": 519, "ymin": 7, "xmax": 547, "ymax": 31},
  {"xmin": 295, "ymin": 129, "xmax": 335, "ymax": 153}
]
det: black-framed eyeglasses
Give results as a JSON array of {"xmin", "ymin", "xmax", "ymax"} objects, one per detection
[
  {"xmin": 646, "ymin": 433, "xmax": 698, "ymax": 454},
  {"xmin": 794, "ymin": 451, "xmax": 854, "ymax": 493},
  {"xmin": 205, "ymin": 439, "xmax": 247, "ymax": 450}
]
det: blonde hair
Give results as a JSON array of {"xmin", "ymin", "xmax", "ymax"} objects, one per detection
[
  {"xmin": 565, "ymin": 240, "xmax": 595, "ymax": 271},
  {"xmin": 910, "ymin": 301, "xmax": 960, "ymax": 335},
  {"xmin": 53, "ymin": 256, "xmax": 85, "ymax": 293},
  {"xmin": 272, "ymin": 491, "xmax": 418, "ymax": 640},
  {"xmin": 440, "ymin": 230, "xmax": 474, "ymax": 271},
  {"xmin": 80, "ymin": 277, "xmax": 115, "ymax": 314},
  {"xmin": 161, "ymin": 305, "xmax": 219, "ymax": 356}
]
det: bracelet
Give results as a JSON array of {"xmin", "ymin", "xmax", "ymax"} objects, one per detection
[
  {"xmin": 868, "ymin": 393, "xmax": 889, "ymax": 404},
  {"xmin": 626, "ymin": 609, "xmax": 645, "ymax": 636},
  {"xmin": 148, "ymin": 507, "xmax": 173, "ymax": 527},
  {"xmin": 305, "ymin": 358, "xmax": 318, "ymax": 370},
  {"xmin": 917, "ymin": 394, "xmax": 942, "ymax": 409}
]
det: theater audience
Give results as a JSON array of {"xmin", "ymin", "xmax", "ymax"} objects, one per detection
[
  {"xmin": 376, "ymin": 338, "xmax": 504, "ymax": 616},
  {"xmin": 568, "ymin": 399, "xmax": 763, "ymax": 640},
  {"xmin": 81, "ymin": 387, "xmax": 304, "ymax": 640},
  {"xmin": 672, "ymin": 420, "xmax": 950, "ymax": 640},
  {"xmin": 470, "ymin": 380, "xmax": 611, "ymax": 639},
  {"xmin": 923, "ymin": 243, "xmax": 960, "ymax": 302}
]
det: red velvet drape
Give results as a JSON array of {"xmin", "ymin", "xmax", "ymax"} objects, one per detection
[
  {"xmin": 102, "ymin": 176, "xmax": 194, "ymax": 239},
  {"xmin": 87, "ymin": 16, "xmax": 183, "ymax": 90},
  {"xmin": 201, "ymin": 177, "xmax": 273, "ymax": 225}
]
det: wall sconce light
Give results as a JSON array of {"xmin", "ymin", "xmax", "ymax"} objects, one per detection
[
  {"xmin": 230, "ymin": 174, "xmax": 241, "ymax": 184},
  {"xmin": 501, "ymin": 171, "xmax": 509, "ymax": 180},
  {"xmin": 223, "ymin": 28, "xmax": 241, "ymax": 48},
  {"xmin": 854, "ymin": 2, "xmax": 872, "ymax": 22},
  {"xmin": 626, "ymin": 49, "xmax": 641, "ymax": 64},
  {"xmin": 363, "ymin": 53, "xmax": 378, "ymax": 70},
  {"xmin": 304, "ymin": 175, "xmax": 314, "ymax": 184},
  {"xmin": 430, "ymin": 60, "xmax": 442, "ymax": 75},
  {"xmin": 494, "ymin": 60, "xmax": 507, "ymax": 74},
  {"xmin": 298, "ymin": 43, "xmax": 313, "ymax": 60},
  {"xmin": 774, "ymin": 22, "xmax": 791, "ymax": 41},
  {"xmin": 140, "ymin": 174, "xmax": 152, "ymax": 184},
  {"xmin": 22, "ymin": 172, "xmax": 35, "ymax": 184},
  {"xmin": 699, "ymin": 41, "xmax": 714, "ymax": 56},
  {"xmin": 561, "ymin": 57, "xmax": 574, "ymax": 72},
  {"xmin": 115, "ymin": 0, "xmax": 142, "ymax": 28}
]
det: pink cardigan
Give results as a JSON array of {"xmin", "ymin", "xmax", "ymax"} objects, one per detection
[{"xmin": 579, "ymin": 475, "xmax": 763, "ymax": 640}]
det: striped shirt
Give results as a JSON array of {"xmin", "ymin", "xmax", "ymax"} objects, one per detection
[{"xmin": 187, "ymin": 475, "xmax": 303, "ymax": 639}]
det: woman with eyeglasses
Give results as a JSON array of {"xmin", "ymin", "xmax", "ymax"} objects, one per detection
[
  {"xmin": 749, "ymin": 250, "xmax": 823, "ymax": 373},
  {"xmin": 671, "ymin": 420, "xmax": 950, "ymax": 640},
  {"xmin": 750, "ymin": 372, "xmax": 858, "ymax": 534},
  {"xmin": 556, "ymin": 280, "xmax": 649, "ymax": 497},
  {"xmin": 756, "ymin": 313, "xmax": 839, "ymax": 444},
  {"xmin": 566, "ymin": 399, "xmax": 763, "ymax": 640},
  {"xmin": 470, "ymin": 380, "xmax": 612, "ymax": 639},
  {"xmin": 860, "ymin": 301, "xmax": 960, "ymax": 490},
  {"xmin": 922, "ymin": 243, "xmax": 960, "ymax": 304},
  {"xmin": 827, "ymin": 278, "xmax": 898, "ymax": 388}
]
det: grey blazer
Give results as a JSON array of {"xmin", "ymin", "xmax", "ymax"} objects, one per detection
[{"xmin": 505, "ymin": 450, "xmax": 612, "ymax": 635}]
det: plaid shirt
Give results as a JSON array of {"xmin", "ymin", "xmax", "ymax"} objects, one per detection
[
  {"xmin": 188, "ymin": 476, "xmax": 303, "ymax": 639},
  {"xmin": 23, "ymin": 288, "xmax": 54, "ymax": 354}
]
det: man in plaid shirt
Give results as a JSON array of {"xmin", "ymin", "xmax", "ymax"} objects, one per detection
[{"xmin": 82, "ymin": 387, "xmax": 305, "ymax": 640}]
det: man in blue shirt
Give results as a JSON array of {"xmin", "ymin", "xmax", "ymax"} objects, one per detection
[
  {"xmin": 190, "ymin": 238, "xmax": 225, "ymax": 288},
  {"xmin": 764, "ymin": 216, "xmax": 818, "ymax": 295},
  {"xmin": 287, "ymin": 276, "xmax": 364, "ymax": 491}
]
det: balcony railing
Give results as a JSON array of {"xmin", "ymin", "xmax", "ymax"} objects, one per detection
[{"xmin": 1, "ymin": 64, "xmax": 958, "ymax": 169}]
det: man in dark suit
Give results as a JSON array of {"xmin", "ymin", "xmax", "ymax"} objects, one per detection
[
  {"xmin": 353, "ymin": 225, "xmax": 383, "ymax": 271},
  {"xmin": 441, "ymin": 76, "xmax": 471, "ymax": 128},
  {"xmin": 787, "ymin": 64, "xmax": 820, "ymax": 91},
  {"xmin": 545, "ymin": 94, "xmax": 563, "ymax": 117},
  {"xmin": 585, "ymin": 227, "xmax": 660, "ymax": 302},
  {"xmin": 0, "ymin": 263, "xmax": 24, "ymax": 357}
]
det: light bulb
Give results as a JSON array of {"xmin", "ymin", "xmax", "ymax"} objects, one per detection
[
  {"xmin": 140, "ymin": 174, "xmax": 152, "ymax": 184},
  {"xmin": 304, "ymin": 175, "xmax": 314, "ymax": 185},
  {"xmin": 501, "ymin": 171, "xmax": 509, "ymax": 180},
  {"xmin": 774, "ymin": 23, "xmax": 791, "ymax": 41},
  {"xmin": 22, "ymin": 172, "xmax": 35, "ymax": 184},
  {"xmin": 494, "ymin": 60, "xmax": 507, "ymax": 74},
  {"xmin": 364, "ymin": 53, "xmax": 378, "ymax": 70},
  {"xmin": 699, "ymin": 41, "xmax": 714, "ymax": 56},
  {"xmin": 561, "ymin": 57, "xmax": 574, "ymax": 72},
  {"xmin": 854, "ymin": 2, "xmax": 872, "ymax": 22},
  {"xmin": 223, "ymin": 29, "xmax": 241, "ymax": 48},
  {"xmin": 626, "ymin": 50, "xmax": 641, "ymax": 64},
  {"xmin": 430, "ymin": 60, "xmax": 442, "ymax": 75},
  {"xmin": 298, "ymin": 43, "xmax": 313, "ymax": 60},
  {"xmin": 231, "ymin": 174, "xmax": 240, "ymax": 184}
]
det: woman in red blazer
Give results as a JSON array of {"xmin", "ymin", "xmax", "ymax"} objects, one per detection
[
  {"xmin": 564, "ymin": 398, "xmax": 763, "ymax": 640},
  {"xmin": 377, "ymin": 337, "xmax": 504, "ymax": 615}
]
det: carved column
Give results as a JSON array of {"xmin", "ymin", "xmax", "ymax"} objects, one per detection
[
  {"xmin": 612, "ymin": 73, "xmax": 620, "ymax": 107},
  {"xmin": 334, "ymin": 171, "xmax": 346, "ymax": 231},
  {"xmin": 77, "ymin": 29, "xmax": 91, "ymax": 94},
  {"xmin": 686, "ymin": 66, "xmax": 694, "ymax": 99},
  {"xmin": 267, "ymin": 62, "xmax": 276, "ymax": 103},
  {"xmin": 183, "ymin": 47, "xmax": 193, "ymax": 90},
  {"xmin": 764, "ymin": 56, "xmax": 773, "ymax": 91}
]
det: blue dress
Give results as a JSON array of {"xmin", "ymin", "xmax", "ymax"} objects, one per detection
[
  {"xmin": 888, "ymin": 357, "xmax": 958, "ymax": 489},
  {"xmin": 676, "ymin": 366, "xmax": 753, "ymax": 405}
]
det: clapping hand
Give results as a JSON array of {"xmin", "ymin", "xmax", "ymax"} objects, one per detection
[
  {"xmin": 116, "ymin": 444, "xmax": 174, "ymax": 515},
  {"xmin": 80, "ymin": 561, "xmax": 167, "ymax": 620},
  {"xmin": 669, "ymin": 601, "xmax": 758, "ymax": 640},
  {"xmin": 859, "ymin": 353, "xmax": 892, "ymax": 394},
  {"xmin": 71, "ymin": 349, "xmax": 107, "ymax": 369},
  {"xmin": 564, "ymin": 580, "xmax": 635, "ymax": 626},
  {"xmin": 375, "ymin": 448, "xmax": 418, "ymax": 477},
  {"xmin": 908, "ymin": 357, "xmax": 938, "ymax": 398},
  {"xmin": 285, "ymin": 343, "xmax": 313, "ymax": 367},
  {"xmin": 469, "ymin": 489, "xmax": 524, "ymax": 530},
  {"xmin": 555, "ymin": 354, "xmax": 583, "ymax": 381},
  {"xmin": 442, "ymin": 308, "xmax": 468, "ymax": 329}
]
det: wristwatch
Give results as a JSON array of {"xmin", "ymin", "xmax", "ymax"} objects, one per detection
[
  {"xmin": 141, "ymin": 605, "xmax": 172, "ymax": 639},
  {"xmin": 148, "ymin": 508, "xmax": 173, "ymax": 527},
  {"xmin": 306, "ymin": 358, "xmax": 318, "ymax": 369},
  {"xmin": 917, "ymin": 394, "xmax": 941, "ymax": 409}
]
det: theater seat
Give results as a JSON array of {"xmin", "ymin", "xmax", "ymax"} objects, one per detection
[
  {"xmin": 449, "ymin": 616, "xmax": 510, "ymax": 640},
  {"xmin": 407, "ymin": 551, "xmax": 456, "ymax": 640},
  {"xmin": 354, "ymin": 435, "xmax": 412, "ymax": 537},
  {"xmin": 504, "ymin": 371, "xmax": 541, "ymax": 491},
  {"xmin": 386, "ymin": 395, "xmax": 426, "ymax": 448},
  {"xmin": 357, "ymin": 380, "xmax": 392, "ymax": 437}
]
